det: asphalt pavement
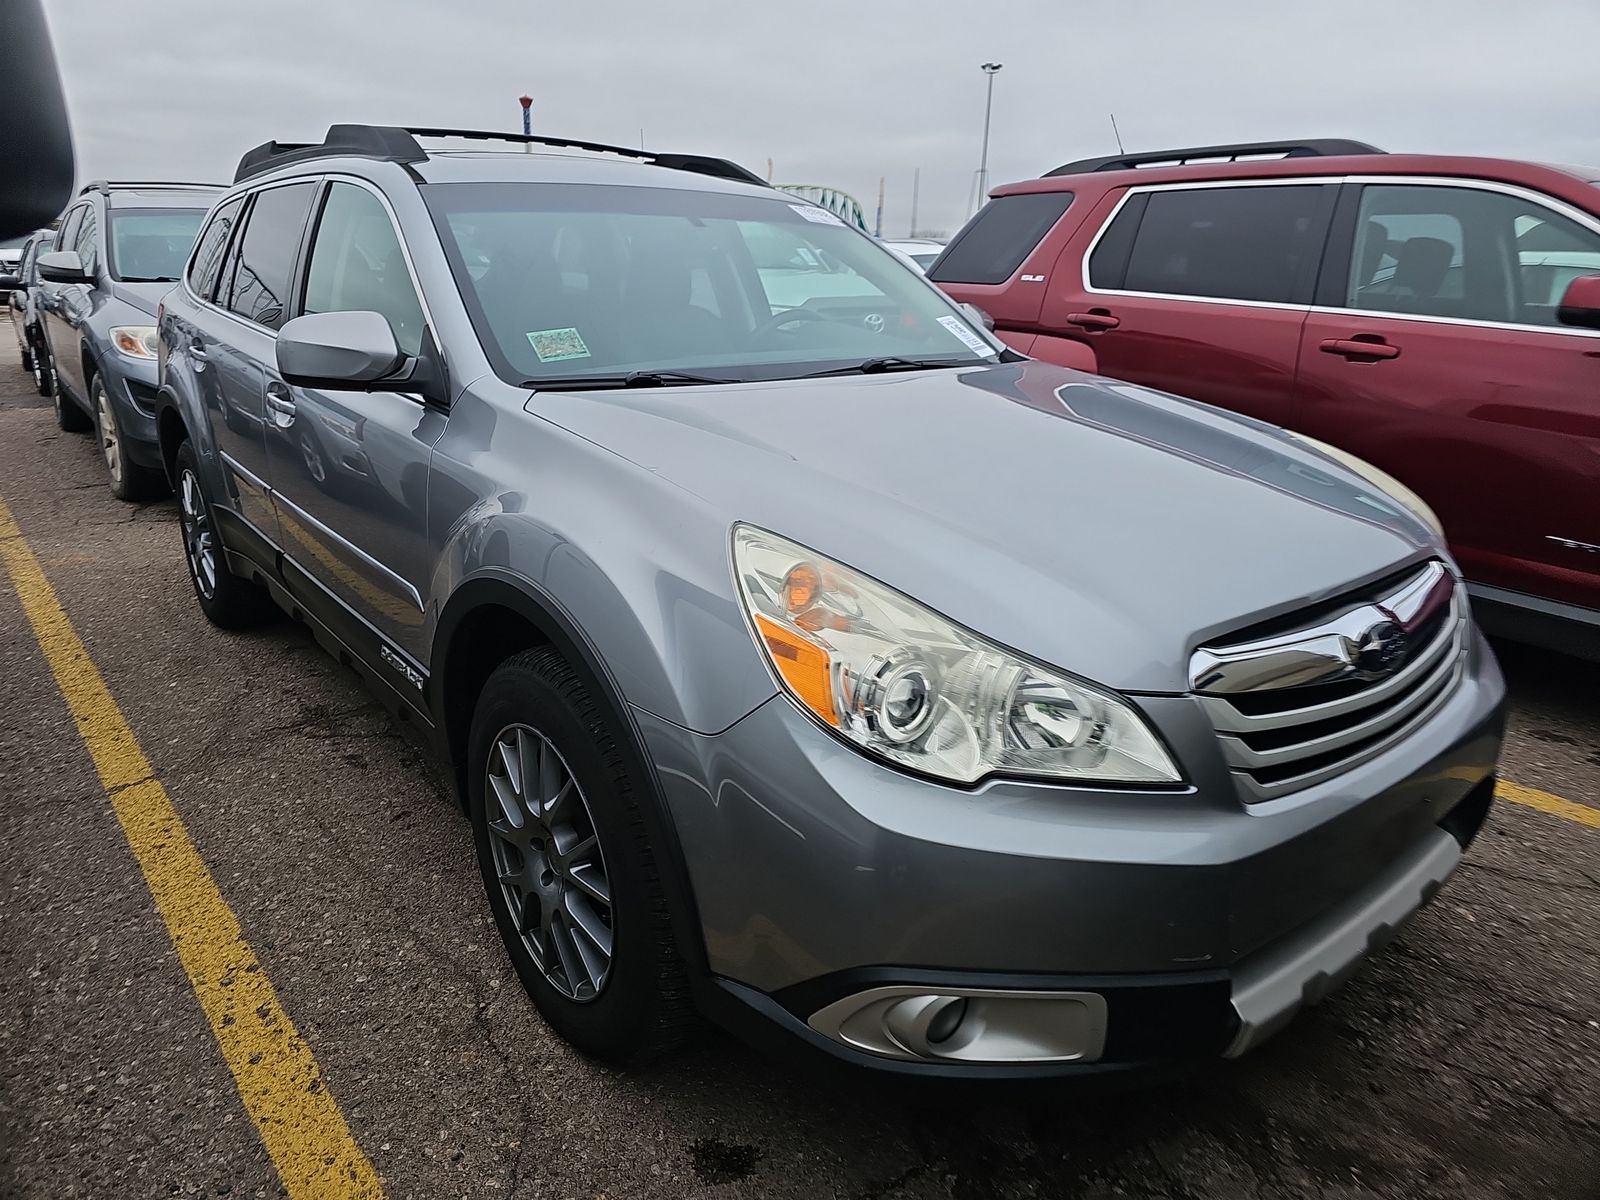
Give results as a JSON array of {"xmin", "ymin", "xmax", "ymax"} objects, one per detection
[{"xmin": 0, "ymin": 356, "xmax": 1596, "ymax": 1200}]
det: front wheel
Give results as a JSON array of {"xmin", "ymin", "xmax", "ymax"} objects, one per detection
[
  {"xmin": 50, "ymin": 358, "xmax": 91, "ymax": 431},
  {"xmin": 173, "ymin": 440, "xmax": 277, "ymax": 629},
  {"xmin": 468, "ymin": 648, "xmax": 693, "ymax": 1064},
  {"xmin": 92, "ymin": 375, "xmax": 166, "ymax": 501}
]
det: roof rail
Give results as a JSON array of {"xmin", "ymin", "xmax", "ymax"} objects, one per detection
[
  {"xmin": 79, "ymin": 179, "xmax": 225, "ymax": 195},
  {"xmin": 1044, "ymin": 139, "xmax": 1385, "ymax": 177},
  {"xmin": 232, "ymin": 124, "xmax": 768, "ymax": 188}
]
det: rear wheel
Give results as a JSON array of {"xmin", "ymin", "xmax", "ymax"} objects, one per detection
[
  {"xmin": 30, "ymin": 334, "xmax": 53, "ymax": 398},
  {"xmin": 18, "ymin": 339, "xmax": 32, "ymax": 372},
  {"xmin": 173, "ymin": 440, "xmax": 277, "ymax": 629},
  {"xmin": 92, "ymin": 374, "xmax": 166, "ymax": 501},
  {"xmin": 468, "ymin": 648, "xmax": 693, "ymax": 1064}
]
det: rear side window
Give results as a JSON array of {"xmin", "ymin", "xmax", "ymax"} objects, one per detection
[
  {"xmin": 187, "ymin": 197, "xmax": 244, "ymax": 300},
  {"xmin": 929, "ymin": 191, "xmax": 1074, "ymax": 285},
  {"xmin": 224, "ymin": 182, "xmax": 317, "ymax": 329},
  {"xmin": 71, "ymin": 206, "xmax": 99, "ymax": 271},
  {"xmin": 1119, "ymin": 185, "xmax": 1332, "ymax": 304},
  {"xmin": 55, "ymin": 206, "xmax": 83, "ymax": 252}
]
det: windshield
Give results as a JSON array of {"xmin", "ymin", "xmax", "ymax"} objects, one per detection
[
  {"xmin": 108, "ymin": 208, "xmax": 208, "ymax": 281},
  {"xmin": 423, "ymin": 182, "xmax": 1000, "ymax": 385},
  {"xmin": 1, "ymin": 235, "xmax": 29, "ymax": 252}
]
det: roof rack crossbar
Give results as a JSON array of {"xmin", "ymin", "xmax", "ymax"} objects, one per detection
[
  {"xmin": 1045, "ymin": 139, "xmax": 1385, "ymax": 177},
  {"xmin": 232, "ymin": 124, "xmax": 767, "ymax": 188},
  {"xmin": 79, "ymin": 179, "xmax": 225, "ymax": 195}
]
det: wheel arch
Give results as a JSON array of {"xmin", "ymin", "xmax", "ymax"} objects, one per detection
[
  {"xmin": 154, "ymin": 390, "xmax": 191, "ymax": 487},
  {"xmin": 431, "ymin": 569, "xmax": 711, "ymax": 979}
]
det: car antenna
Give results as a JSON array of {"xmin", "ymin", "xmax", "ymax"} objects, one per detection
[{"xmin": 1109, "ymin": 113, "xmax": 1126, "ymax": 155}]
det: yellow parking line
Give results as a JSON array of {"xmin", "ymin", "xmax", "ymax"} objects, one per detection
[
  {"xmin": 0, "ymin": 497, "xmax": 381, "ymax": 1200},
  {"xmin": 1497, "ymin": 779, "xmax": 1600, "ymax": 830}
]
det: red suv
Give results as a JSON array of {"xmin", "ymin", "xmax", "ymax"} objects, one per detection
[{"xmin": 930, "ymin": 139, "xmax": 1600, "ymax": 657}]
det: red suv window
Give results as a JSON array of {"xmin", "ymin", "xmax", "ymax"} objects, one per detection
[{"xmin": 929, "ymin": 191, "xmax": 1073, "ymax": 285}]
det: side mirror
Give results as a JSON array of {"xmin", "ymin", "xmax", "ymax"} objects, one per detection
[
  {"xmin": 38, "ymin": 249, "xmax": 90, "ymax": 283},
  {"xmin": 962, "ymin": 302, "xmax": 996, "ymax": 332},
  {"xmin": 1557, "ymin": 274, "xmax": 1600, "ymax": 331},
  {"xmin": 0, "ymin": 273, "xmax": 20, "ymax": 290},
  {"xmin": 276, "ymin": 311, "xmax": 404, "ymax": 389}
]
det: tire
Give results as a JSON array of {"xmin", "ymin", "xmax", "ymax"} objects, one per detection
[
  {"xmin": 50, "ymin": 359, "xmax": 91, "ymax": 431},
  {"xmin": 173, "ymin": 440, "xmax": 277, "ymax": 629},
  {"xmin": 468, "ymin": 647, "xmax": 693, "ymax": 1065},
  {"xmin": 30, "ymin": 335, "xmax": 53, "ymax": 398},
  {"xmin": 19, "ymin": 340, "xmax": 32, "ymax": 372},
  {"xmin": 92, "ymin": 374, "xmax": 167, "ymax": 501}
]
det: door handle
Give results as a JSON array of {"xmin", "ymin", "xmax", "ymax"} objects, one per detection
[
  {"xmin": 265, "ymin": 384, "xmax": 297, "ymax": 424},
  {"xmin": 1320, "ymin": 336, "xmax": 1400, "ymax": 361},
  {"xmin": 1065, "ymin": 309, "xmax": 1121, "ymax": 331},
  {"xmin": 189, "ymin": 340, "xmax": 209, "ymax": 361}
]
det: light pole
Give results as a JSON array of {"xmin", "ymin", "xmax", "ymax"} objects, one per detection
[{"xmin": 974, "ymin": 62, "xmax": 1002, "ymax": 214}]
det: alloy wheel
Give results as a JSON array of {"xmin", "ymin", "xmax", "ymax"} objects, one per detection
[
  {"xmin": 178, "ymin": 468, "xmax": 217, "ymax": 599},
  {"xmin": 94, "ymin": 382, "xmax": 123, "ymax": 484},
  {"xmin": 486, "ymin": 724, "xmax": 614, "ymax": 1001}
]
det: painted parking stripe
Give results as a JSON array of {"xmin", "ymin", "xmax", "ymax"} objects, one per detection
[
  {"xmin": 0, "ymin": 496, "xmax": 381, "ymax": 1200},
  {"xmin": 1497, "ymin": 779, "xmax": 1600, "ymax": 830}
]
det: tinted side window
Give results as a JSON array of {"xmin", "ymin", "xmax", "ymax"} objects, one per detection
[
  {"xmin": 303, "ymin": 184, "xmax": 425, "ymax": 355},
  {"xmin": 55, "ymin": 206, "xmax": 83, "ymax": 252},
  {"xmin": 225, "ymin": 182, "xmax": 317, "ymax": 329},
  {"xmin": 1087, "ymin": 193, "xmax": 1147, "ymax": 289},
  {"xmin": 1123, "ymin": 185, "xmax": 1330, "ymax": 303},
  {"xmin": 71, "ymin": 207, "xmax": 99, "ymax": 270},
  {"xmin": 929, "ymin": 191, "xmax": 1074, "ymax": 285},
  {"xmin": 186, "ymin": 197, "xmax": 244, "ymax": 300},
  {"xmin": 1349, "ymin": 184, "xmax": 1600, "ymax": 326}
]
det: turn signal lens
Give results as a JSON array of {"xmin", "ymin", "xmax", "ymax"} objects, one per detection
[
  {"xmin": 754, "ymin": 614, "xmax": 839, "ymax": 726},
  {"xmin": 732, "ymin": 525, "xmax": 1181, "ymax": 786}
]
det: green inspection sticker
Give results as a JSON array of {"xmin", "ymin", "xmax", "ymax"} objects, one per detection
[{"xmin": 526, "ymin": 327, "xmax": 591, "ymax": 362}]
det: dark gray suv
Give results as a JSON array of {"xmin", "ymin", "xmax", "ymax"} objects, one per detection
[
  {"xmin": 36, "ymin": 181, "xmax": 220, "ymax": 498},
  {"xmin": 155, "ymin": 125, "xmax": 1506, "ymax": 1078}
]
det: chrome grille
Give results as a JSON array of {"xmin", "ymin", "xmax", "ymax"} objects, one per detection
[{"xmin": 1190, "ymin": 561, "xmax": 1466, "ymax": 802}]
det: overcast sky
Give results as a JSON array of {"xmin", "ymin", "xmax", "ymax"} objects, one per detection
[{"xmin": 47, "ymin": 0, "xmax": 1600, "ymax": 238}]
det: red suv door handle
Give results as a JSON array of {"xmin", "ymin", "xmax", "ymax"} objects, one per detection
[
  {"xmin": 1065, "ymin": 309, "xmax": 1121, "ymax": 331},
  {"xmin": 1320, "ymin": 336, "xmax": 1400, "ymax": 361}
]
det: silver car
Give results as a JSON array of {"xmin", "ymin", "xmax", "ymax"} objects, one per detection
[{"xmin": 154, "ymin": 125, "xmax": 1506, "ymax": 1077}]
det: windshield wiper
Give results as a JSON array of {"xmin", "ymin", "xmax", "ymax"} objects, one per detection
[
  {"xmin": 797, "ymin": 356, "xmax": 982, "ymax": 379},
  {"xmin": 522, "ymin": 370, "xmax": 735, "ymax": 390}
]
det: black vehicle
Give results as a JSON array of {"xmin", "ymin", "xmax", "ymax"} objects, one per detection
[{"xmin": 34, "ymin": 180, "xmax": 220, "ymax": 499}]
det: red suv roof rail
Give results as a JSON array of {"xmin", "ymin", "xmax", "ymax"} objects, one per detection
[{"xmin": 1044, "ymin": 139, "xmax": 1385, "ymax": 177}]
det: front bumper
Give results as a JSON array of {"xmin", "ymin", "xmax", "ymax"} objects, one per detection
[
  {"xmin": 95, "ymin": 352, "xmax": 162, "ymax": 469},
  {"xmin": 639, "ymin": 630, "xmax": 1505, "ymax": 1074}
]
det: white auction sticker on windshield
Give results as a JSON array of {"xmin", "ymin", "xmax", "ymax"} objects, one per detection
[
  {"xmin": 937, "ymin": 315, "xmax": 998, "ymax": 358},
  {"xmin": 527, "ymin": 327, "xmax": 591, "ymax": 362},
  {"xmin": 789, "ymin": 204, "xmax": 845, "ymax": 226}
]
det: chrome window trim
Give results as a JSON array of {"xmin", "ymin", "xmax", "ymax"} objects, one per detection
[{"xmin": 1080, "ymin": 173, "xmax": 1600, "ymax": 338}]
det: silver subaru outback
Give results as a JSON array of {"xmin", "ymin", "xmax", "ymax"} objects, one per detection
[{"xmin": 154, "ymin": 125, "xmax": 1506, "ymax": 1078}]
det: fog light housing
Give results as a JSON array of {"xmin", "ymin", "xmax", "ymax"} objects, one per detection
[{"xmin": 808, "ymin": 985, "xmax": 1108, "ymax": 1064}]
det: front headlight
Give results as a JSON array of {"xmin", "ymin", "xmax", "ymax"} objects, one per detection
[
  {"xmin": 1290, "ymin": 433, "xmax": 1444, "ymax": 537},
  {"xmin": 732, "ymin": 525, "xmax": 1180, "ymax": 786},
  {"xmin": 110, "ymin": 325, "xmax": 159, "ymax": 360}
]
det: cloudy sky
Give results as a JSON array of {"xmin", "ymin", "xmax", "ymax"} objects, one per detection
[{"xmin": 47, "ymin": 0, "xmax": 1600, "ymax": 238}]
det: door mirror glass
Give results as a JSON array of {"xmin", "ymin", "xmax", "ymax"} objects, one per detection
[
  {"xmin": 962, "ymin": 302, "xmax": 996, "ymax": 331},
  {"xmin": 37, "ymin": 249, "xmax": 90, "ymax": 283},
  {"xmin": 276, "ymin": 311, "xmax": 404, "ymax": 388},
  {"xmin": 1556, "ymin": 274, "xmax": 1600, "ymax": 330}
]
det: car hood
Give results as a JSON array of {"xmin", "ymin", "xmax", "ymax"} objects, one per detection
[
  {"xmin": 108, "ymin": 281, "xmax": 175, "ymax": 316},
  {"xmin": 525, "ymin": 361, "xmax": 1438, "ymax": 693}
]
